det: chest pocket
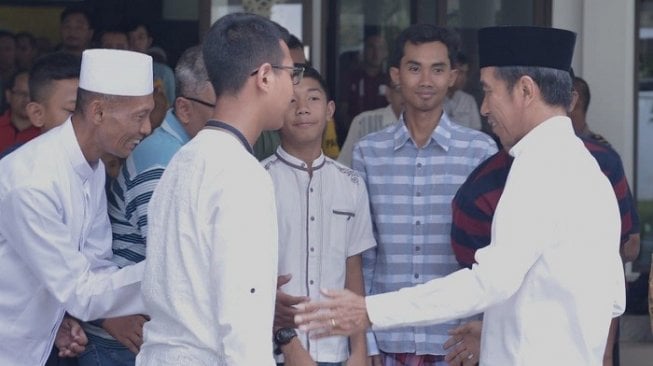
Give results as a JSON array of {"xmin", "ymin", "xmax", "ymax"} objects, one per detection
[{"xmin": 327, "ymin": 208, "xmax": 355, "ymax": 262}]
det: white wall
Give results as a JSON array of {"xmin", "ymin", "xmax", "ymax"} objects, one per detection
[{"xmin": 553, "ymin": 0, "xmax": 636, "ymax": 183}]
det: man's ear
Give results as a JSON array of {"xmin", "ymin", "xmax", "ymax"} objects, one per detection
[
  {"xmin": 569, "ymin": 90, "xmax": 579, "ymax": 113},
  {"xmin": 26, "ymin": 102, "xmax": 44, "ymax": 128},
  {"xmin": 517, "ymin": 75, "xmax": 537, "ymax": 105},
  {"xmin": 390, "ymin": 66, "xmax": 400, "ymax": 89},
  {"xmin": 89, "ymin": 99, "xmax": 105, "ymax": 126},
  {"xmin": 253, "ymin": 63, "xmax": 274, "ymax": 92},
  {"xmin": 448, "ymin": 68, "xmax": 459, "ymax": 88},
  {"xmin": 174, "ymin": 97, "xmax": 191, "ymax": 125},
  {"xmin": 326, "ymin": 100, "xmax": 336, "ymax": 120}
]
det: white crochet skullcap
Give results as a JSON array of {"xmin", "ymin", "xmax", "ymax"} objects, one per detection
[{"xmin": 79, "ymin": 49, "xmax": 153, "ymax": 96}]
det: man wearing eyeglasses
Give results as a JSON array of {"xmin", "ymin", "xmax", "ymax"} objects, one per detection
[
  {"xmin": 136, "ymin": 13, "xmax": 298, "ymax": 365},
  {"xmin": 0, "ymin": 71, "xmax": 39, "ymax": 155},
  {"xmin": 76, "ymin": 45, "xmax": 215, "ymax": 366}
]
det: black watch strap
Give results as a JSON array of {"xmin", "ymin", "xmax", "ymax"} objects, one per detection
[{"xmin": 273, "ymin": 328, "xmax": 297, "ymax": 354}]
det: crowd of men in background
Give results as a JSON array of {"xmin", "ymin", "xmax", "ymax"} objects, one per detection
[{"xmin": 0, "ymin": 3, "xmax": 642, "ymax": 366}]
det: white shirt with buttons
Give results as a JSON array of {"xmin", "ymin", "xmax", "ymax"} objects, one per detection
[{"xmin": 263, "ymin": 146, "xmax": 376, "ymax": 363}]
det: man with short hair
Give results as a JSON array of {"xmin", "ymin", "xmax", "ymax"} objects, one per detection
[
  {"xmin": 59, "ymin": 5, "xmax": 94, "ymax": 56},
  {"xmin": 136, "ymin": 13, "xmax": 298, "ymax": 365},
  {"xmin": 100, "ymin": 28, "xmax": 130, "ymax": 50},
  {"xmin": 263, "ymin": 66, "xmax": 374, "ymax": 365},
  {"xmin": 254, "ymin": 33, "xmax": 306, "ymax": 161},
  {"xmin": 26, "ymin": 52, "xmax": 80, "ymax": 132},
  {"xmin": 570, "ymin": 75, "xmax": 614, "ymax": 146},
  {"xmin": 0, "ymin": 71, "xmax": 38, "ymax": 154},
  {"xmin": 0, "ymin": 48, "xmax": 154, "ymax": 365},
  {"xmin": 343, "ymin": 32, "xmax": 389, "ymax": 127},
  {"xmin": 15, "ymin": 32, "xmax": 38, "ymax": 70},
  {"xmin": 0, "ymin": 52, "xmax": 81, "ymax": 159},
  {"xmin": 349, "ymin": 24, "xmax": 496, "ymax": 366},
  {"xmin": 127, "ymin": 21, "xmax": 175, "ymax": 107},
  {"xmin": 78, "ymin": 45, "xmax": 215, "ymax": 366},
  {"xmin": 294, "ymin": 26, "xmax": 625, "ymax": 366},
  {"xmin": 444, "ymin": 52, "xmax": 482, "ymax": 130}
]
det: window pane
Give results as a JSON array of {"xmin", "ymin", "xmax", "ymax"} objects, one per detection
[
  {"xmin": 446, "ymin": 0, "xmax": 538, "ymax": 133},
  {"xmin": 333, "ymin": 0, "xmax": 411, "ymax": 145}
]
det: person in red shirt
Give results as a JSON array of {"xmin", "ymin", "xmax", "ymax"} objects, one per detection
[{"xmin": 0, "ymin": 71, "xmax": 40, "ymax": 154}]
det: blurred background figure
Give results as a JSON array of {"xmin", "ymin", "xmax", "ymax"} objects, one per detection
[
  {"xmin": 0, "ymin": 71, "xmax": 38, "ymax": 155},
  {"xmin": 15, "ymin": 32, "xmax": 38, "ymax": 71},
  {"xmin": 58, "ymin": 5, "xmax": 94, "ymax": 57},
  {"xmin": 338, "ymin": 78, "xmax": 402, "ymax": 167},
  {"xmin": 338, "ymin": 30, "xmax": 389, "ymax": 146},
  {"xmin": 444, "ymin": 52, "xmax": 481, "ymax": 130}
]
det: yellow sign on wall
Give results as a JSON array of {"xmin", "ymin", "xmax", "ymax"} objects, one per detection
[{"xmin": 0, "ymin": 6, "xmax": 65, "ymax": 46}]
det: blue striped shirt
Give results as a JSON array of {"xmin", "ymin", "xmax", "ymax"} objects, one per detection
[
  {"xmin": 83, "ymin": 109, "xmax": 190, "ymax": 347},
  {"xmin": 353, "ymin": 112, "xmax": 497, "ymax": 355}
]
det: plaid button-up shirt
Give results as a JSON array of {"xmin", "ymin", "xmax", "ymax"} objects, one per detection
[{"xmin": 353, "ymin": 112, "xmax": 497, "ymax": 355}]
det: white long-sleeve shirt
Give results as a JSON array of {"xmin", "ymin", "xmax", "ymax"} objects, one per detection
[
  {"xmin": 366, "ymin": 116, "xmax": 625, "ymax": 365},
  {"xmin": 137, "ymin": 127, "xmax": 279, "ymax": 366},
  {"xmin": 0, "ymin": 119, "xmax": 145, "ymax": 365}
]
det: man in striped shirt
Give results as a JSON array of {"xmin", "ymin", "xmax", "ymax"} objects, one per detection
[
  {"xmin": 352, "ymin": 24, "xmax": 497, "ymax": 365},
  {"xmin": 78, "ymin": 45, "xmax": 215, "ymax": 366}
]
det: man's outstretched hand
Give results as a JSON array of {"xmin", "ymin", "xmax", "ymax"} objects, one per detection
[
  {"xmin": 443, "ymin": 320, "xmax": 482, "ymax": 366},
  {"xmin": 294, "ymin": 288, "xmax": 371, "ymax": 338}
]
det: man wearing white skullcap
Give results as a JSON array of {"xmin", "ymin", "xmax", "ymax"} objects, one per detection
[{"xmin": 0, "ymin": 48, "xmax": 154, "ymax": 366}]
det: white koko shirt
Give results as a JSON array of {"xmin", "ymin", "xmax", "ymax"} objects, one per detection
[
  {"xmin": 366, "ymin": 116, "xmax": 625, "ymax": 365},
  {"xmin": 0, "ymin": 119, "xmax": 145, "ymax": 366},
  {"xmin": 137, "ymin": 127, "xmax": 279, "ymax": 366},
  {"xmin": 263, "ymin": 147, "xmax": 376, "ymax": 362}
]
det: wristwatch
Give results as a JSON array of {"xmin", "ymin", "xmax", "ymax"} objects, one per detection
[{"xmin": 273, "ymin": 327, "xmax": 297, "ymax": 355}]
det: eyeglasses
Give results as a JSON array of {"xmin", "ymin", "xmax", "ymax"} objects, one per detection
[
  {"xmin": 180, "ymin": 95, "xmax": 215, "ymax": 109},
  {"xmin": 250, "ymin": 65, "xmax": 305, "ymax": 85}
]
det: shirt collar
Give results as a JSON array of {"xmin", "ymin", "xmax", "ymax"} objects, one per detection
[
  {"xmin": 509, "ymin": 115, "xmax": 573, "ymax": 158},
  {"xmin": 60, "ymin": 117, "xmax": 97, "ymax": 181},
  {"xmin": 274, "ymin": 145, "xmax": 326, "ymax": 172},
  {"xmin": 392, "ymin": 111, "xmax": 454, "ymax": 151},
  {"xmin": 161, "ymin": 108, "xmax": 191, "ymax": 144}
]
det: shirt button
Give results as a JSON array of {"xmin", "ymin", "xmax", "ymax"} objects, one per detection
[
  {"xmin": 309, "ymin": 280, "xmax": 314, "ymax": 285},
  {"xmin": 415, "ymin": 246, "xmax": 421, "ymax": 251},
  {"xmin": 416, "ymin": 192, "xmax": 421, "ymax": 197},
  {"xmin": 310, "ymin": 247, "xmax": 315, "ymax": 252},
  {"xmin": 310, "ymin": 187, "xmax": 314, "ymax": 193},
  {"xmin": 250, "ymin": 288, "xmax": 256, "ymax": 293},
  {"xmin": 310, "ymin": 216, "xmax": 315, "ymax": 221},
  {"xmin": 416, "ymin": 220, "xmax": 421, "ymax": 225},
  {"xmin": 414, "ymin": 273, "xmax": 419, "ymax": 279},
  {"xmin": 417, "ymin": 163, "xmax": 423, "ymax": 168}
]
